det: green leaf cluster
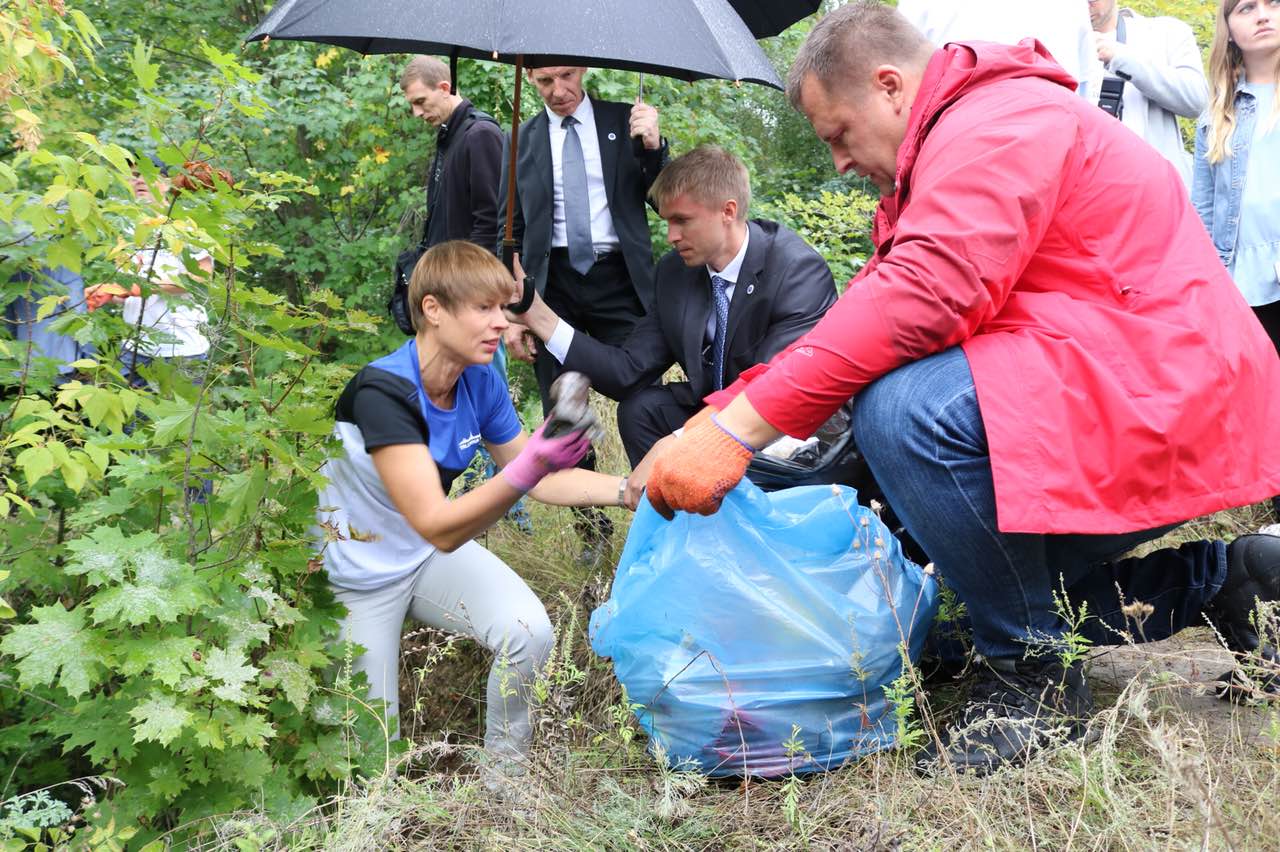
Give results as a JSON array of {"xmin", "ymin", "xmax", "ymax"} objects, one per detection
[{"xmin": 0, "ymin": 2, "xmax": 392, "ymax": 843}]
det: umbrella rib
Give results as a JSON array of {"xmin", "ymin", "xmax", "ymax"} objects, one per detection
[{"xmin": 690, "ymin": 0, "xmax": 752, "ymax": 83}]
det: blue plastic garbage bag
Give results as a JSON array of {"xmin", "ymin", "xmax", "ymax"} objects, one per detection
[{"xmin": 590, "ymin": 479, "xmax": 938, "ymax": 777}]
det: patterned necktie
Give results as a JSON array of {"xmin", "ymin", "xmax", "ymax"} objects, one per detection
[
  {"xmin": 711, "ymin": 274, "xmax": 732, "ymax": 390},
  {"xmin": 560, "ymin": 115, "xmax": 595, "ymax": 276}
]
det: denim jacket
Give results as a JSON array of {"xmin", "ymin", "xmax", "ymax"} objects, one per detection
[{"xmin": 1191, "ymin": 79, "xmax": 1262, "ymax": 268}]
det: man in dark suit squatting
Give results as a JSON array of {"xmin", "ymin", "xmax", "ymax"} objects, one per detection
[
  {"xmin": 503, "ymin": 65, "xmax": 669, "ymax": 559},
  {"xmin": 510, "ymin": 145, "xmax": 837, "ymax": 505}
]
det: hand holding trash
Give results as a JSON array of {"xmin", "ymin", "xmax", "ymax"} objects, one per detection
[
  {"xmin": 502, "ymin": 372, "xmax": 602, "ymax": 492},
  {"xmin": 646, "ymin": 406, "xmax": 753, "ymax": 518}
]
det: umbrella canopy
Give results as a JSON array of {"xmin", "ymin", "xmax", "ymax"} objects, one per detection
[
  {"xmin": 247, "ymin": 0, "xmax": 782, "ymax": 89},
  {"xmin": 727, "ymin": 0, "xmax": 821, "ymax": 39}
]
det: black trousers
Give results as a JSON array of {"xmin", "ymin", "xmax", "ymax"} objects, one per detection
[
  {"xmin": 1254, "ymin": 301, "xmax": 1280, "ymax": 357},
  {"xmin": 616, "ymin": 383, "xmax": 699, "ymax": 468},
  {"xmin": 1253, "ymin": 301, "xmax": 1280, "ymax": 517},
  {"xmin": 535, "ymin": 248, "xmax": 647, "ymax": 540}
]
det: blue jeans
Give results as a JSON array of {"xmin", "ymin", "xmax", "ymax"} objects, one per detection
[
  {"xmin": 853, "ymin": 347, "xmax": 1228, "ymax": 659},
  {"xmin": 5, "ymin": 265, "xmax": 91, "ymax": 380}
]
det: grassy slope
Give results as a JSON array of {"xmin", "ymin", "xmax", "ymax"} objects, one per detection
[{"xmin": 200, "ymin": 395, "xmax": 1280, "ymax": 851}]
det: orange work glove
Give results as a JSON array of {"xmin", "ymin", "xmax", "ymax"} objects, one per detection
[{"xmin": 646, "ymin": 409, "xmax": 755, "ymax": 519}]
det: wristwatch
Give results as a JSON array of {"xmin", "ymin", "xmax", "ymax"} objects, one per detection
[{"xmin": 617, "ymin": 477, "xmax": 629, "ymax": 507}]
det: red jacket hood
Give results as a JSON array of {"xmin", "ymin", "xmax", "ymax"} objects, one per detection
[{"xmin": 898, "ymin": 40, "xmax": 1079, "ymax": 193}]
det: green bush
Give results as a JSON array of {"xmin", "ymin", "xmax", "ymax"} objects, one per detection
[{"xmin": 0, "ymin": 6, "xmax": 389, "ymax": 843}]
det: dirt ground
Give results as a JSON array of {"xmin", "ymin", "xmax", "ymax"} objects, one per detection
[{"xmin": 1089, "ymin": 630, "xmax": 1276, "ymax": 745}]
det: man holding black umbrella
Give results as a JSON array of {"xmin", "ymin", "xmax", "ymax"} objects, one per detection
[{"xmin": 503, "ymin": 65, "xmax": 670, "ymax": 564}]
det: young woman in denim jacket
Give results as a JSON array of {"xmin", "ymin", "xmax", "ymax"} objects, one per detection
[
  {"xmin": 1192, "ymin": 0, "xmax": 1280, "ymax": 352},
  {"xmin": 1192, "ymin": 0, "xmax": 1280, "ymax": 519}
]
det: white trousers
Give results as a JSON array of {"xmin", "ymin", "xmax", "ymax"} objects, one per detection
[{"xmin": 331, "ymin": 540, "xmax": 554, "ymax": 758}]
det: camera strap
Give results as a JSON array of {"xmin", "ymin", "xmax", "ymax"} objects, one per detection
[{"xmin": 1097, "ymin": 14, "xmax": 1129, "ymax": 119}]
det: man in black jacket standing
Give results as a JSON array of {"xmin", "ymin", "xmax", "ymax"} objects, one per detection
[
  {"xmin": 401, "ymin": 56, "xmax": 503, "ymax": 252},
  {"xmin": 503, "ymin": 65, "xmax": 669, "ymax": 561},
  {"xmin": 510, "ymin": 145, "xmax": 836, "ymax": 496}
]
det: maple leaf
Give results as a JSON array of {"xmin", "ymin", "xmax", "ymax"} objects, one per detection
[
  {"xmin": 0, "ymin": 604, "xmax": 108, "ymax": 697},
  {"xmin": 64, "ymin": 527, "xmax": 159, "ymax": 585},
  {"xmin": 50, "ymin": 697, "xmax": 139, "ymax": 764},
  {"xmin": 130, "ymin": 693, "xmax": 193, "ymax": 745},
  {"xmin": 148, "ymin": 760, "xmax": 188, "ymax": 800},
  {"xmin": 299, "ymin": 732, "xmax": 354, "ymax": 780},
  {"xmin": 203, "ymin": 646, "xmax": 260, "ymax": 705},
  {"xmin": 225, "ymin": 710, "xmax": 275, "ymax": 749},
  {"xmin": 214, "ymin": 747, "xmax": 273, "ymax": 788},
  {"xmin": 261, "ymin": 653, "xmax": 315, "ymax": 711},
  {"xmin": 193, "ymin": 716, "xmax": 226, "ymax": 751},
  {"xmin": 118, "ymin": 635, "xmax": 199, "ymax": 687},
  {"xmin": 90, "ymin": 551, "xmax": 210, "ymax": 626}
]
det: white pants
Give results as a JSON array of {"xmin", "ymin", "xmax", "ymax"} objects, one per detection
[{"xmin": 331, "ymin": 541, "xmax": 553, "ymax": 759}]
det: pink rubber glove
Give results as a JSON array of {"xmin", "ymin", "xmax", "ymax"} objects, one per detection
[{"xmin": 501, "ymin": 421, "xmax": 592, "ymax": 492}]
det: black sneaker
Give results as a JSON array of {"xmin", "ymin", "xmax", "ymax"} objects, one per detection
[
  {"xmin": 1201, "ymin": 534, "xmax": 1280, "ymax": 701},
  {"xmin": 915, "ymin": 656, "xmax": 1094, "ymax": 776}
]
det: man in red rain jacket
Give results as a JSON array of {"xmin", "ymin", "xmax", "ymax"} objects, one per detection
[{"xmin": 645, "ymin": 2, "xmax": 1280, "ymax": 775}]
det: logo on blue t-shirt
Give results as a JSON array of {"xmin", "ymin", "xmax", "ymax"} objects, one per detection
[{"xmin": 458, "ymin": 433, "xmax": 481, "ymax": 451}]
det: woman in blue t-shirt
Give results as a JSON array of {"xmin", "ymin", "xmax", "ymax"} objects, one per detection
[{"xmin": 315, "ymin": 241, "xmax": 629, "ymax": 783}]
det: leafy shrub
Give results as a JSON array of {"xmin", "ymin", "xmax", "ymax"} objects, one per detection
[
  {"xmin": 0, "ymin": 5, "xmax": 388, "ymax": 843},
  {"xmin": 757, "ymin": 187, "xmax": 878, "ymax": 289}
]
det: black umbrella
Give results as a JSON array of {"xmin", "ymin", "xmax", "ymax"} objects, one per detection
[
  {"xmin": 248, "ymin": 0, "xmax": 782, "ymax": 308},
  {"xmin": 248, "ymin": 1, "xmax": 782, "ymax": 86},
  {"xmin": 727, "ymin": 0, "xmax": 821, "ymax": 39}
]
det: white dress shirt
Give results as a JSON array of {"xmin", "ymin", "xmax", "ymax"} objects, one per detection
[
  {"xmin": 544, "ymin": 227, "xmax": 750, "ymax": 365},
  {"xmin": 546, "ymin": 95, "xmax": 621, "ymax": 254}
]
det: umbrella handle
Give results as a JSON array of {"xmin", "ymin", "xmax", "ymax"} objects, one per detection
[{"xmin": 501, "ymin": 240, "xmax": 536, "ymax": 314}]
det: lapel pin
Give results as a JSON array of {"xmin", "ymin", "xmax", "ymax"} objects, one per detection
[
  {"xmin": 746, "ymin": 284, "xmax": 754, "ymax": 295},
  {"xmin": 607, "ymin": 132, "xmax": 617, "ymax": 141}
]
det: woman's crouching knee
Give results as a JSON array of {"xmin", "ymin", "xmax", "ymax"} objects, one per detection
[{"xmin": 493, "ymin": 603, "xmax": 555, "ymax": 677}]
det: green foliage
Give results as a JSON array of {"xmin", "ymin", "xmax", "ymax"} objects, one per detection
[
  {"xmin": 757, "ymin": 188, "xmax": 878, "ymax": 288},
  {"xmin": 881, "ymin": 643, "xmax": 927, "ymax": 752},
  {"xmin": 0, "ymin": 2, "xmax": 391, "ymax": 842}
]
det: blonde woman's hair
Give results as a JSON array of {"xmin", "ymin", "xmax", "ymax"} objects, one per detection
[
  {"xmin": 1205, "ymin": 0, "xmax": 1280, "ymax": 163},
  {"xmin": 408, "ymin": 241, "xmax": 512, "ymax": 332}
]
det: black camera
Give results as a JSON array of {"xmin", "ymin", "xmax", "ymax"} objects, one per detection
[{"xmin": 1098, "ymin": 76, "xmax": 1126, "ymax": 120}]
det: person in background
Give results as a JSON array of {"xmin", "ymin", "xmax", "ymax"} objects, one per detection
[
  {"xmin": 508, "ymin": 145, "xmax": 835, "ymax": 498},
  {"xmin": 1088, "ymin": 0, "xmax": 1209, "ymax": 184},
  {"xmin": 400, "ymin": 55, "xmax": 503, "ymax": 253},
  {"xmin": 502, "ymin": 65, "xmax": 669, "ymax": 564},
  {"xmin": 88, "ymin": 159, "xmax": 226, "ymax": 388},
  {"xmin": 3, "ymin": 222, "xmax": 90, "ymax": 388},
  {"xmin": 644, "ymin": 2, "xmax": 1280, "ymax": 775},
  {"xmin": 1193, "ymin": 0, "xmax": 1280, "ymax": 520},
  {"xmin": 898, "ymin": 0, "xmax": 1096, "ymax": 95},
  {"xmin": 314, "ymin": 241, "xmax": 629, "ymax": 788}
]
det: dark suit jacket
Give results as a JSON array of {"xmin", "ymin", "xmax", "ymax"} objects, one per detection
[
  {"xmin": 503, "ymin": 96, "xmax": 669, "ymax": 307},
  {"xmin": 561, "ymin": 219, "xmax": 836, "ymax": 405}
]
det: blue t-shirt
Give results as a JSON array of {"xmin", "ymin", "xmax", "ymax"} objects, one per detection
[{"xmin": 315, "ymin": 340, "xmax": 523, "ymax": 590}]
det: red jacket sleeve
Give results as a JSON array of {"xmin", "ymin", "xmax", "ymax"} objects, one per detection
[{"xmin": 734, "ymin": 95, "xmax": 1079, "ymax": 437}]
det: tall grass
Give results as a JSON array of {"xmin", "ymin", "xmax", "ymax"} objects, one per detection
[{"xmin": 202, "ymin": 393, "xmax": 1280, "ymax": 850}]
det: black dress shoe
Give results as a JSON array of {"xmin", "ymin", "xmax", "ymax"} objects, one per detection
[
  {"xmin": 915, "ymin": 656, "xmax": 1094, "ymax": 776},
  {"xmin": 1201, "ymin": 534, "xmax": 1280, "ymax": 701}
]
